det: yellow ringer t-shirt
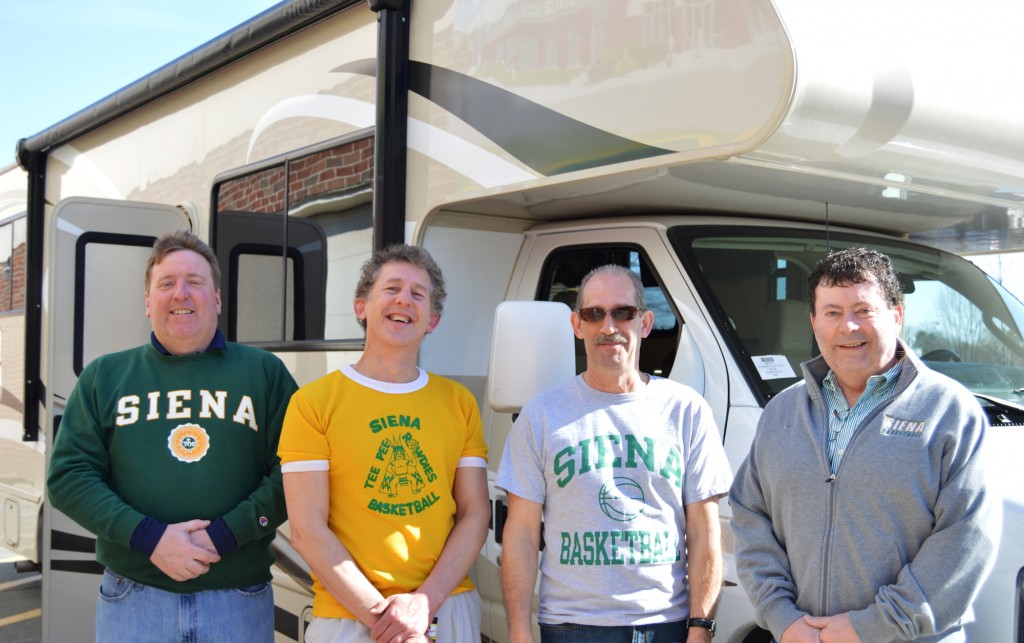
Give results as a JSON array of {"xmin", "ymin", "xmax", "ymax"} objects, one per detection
[{"xmin": 278, "ymin": 365, "xmax": 488, "ymax": 619}]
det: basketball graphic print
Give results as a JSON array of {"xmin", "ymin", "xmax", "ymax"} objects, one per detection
[
  {"xmin": 599, "ymin": 477, "xmax": 647, "ymax": 521},
  {"xmin": 167, "ymin": 423, "xmax": 211, "ymax": 463}
]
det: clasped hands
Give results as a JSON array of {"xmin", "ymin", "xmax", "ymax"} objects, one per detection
[
  {"xmin": 368, "ymin": 592, "xmax": 434, "ymax": 643},
  {"xmin": 151, "ymin": 523, "xmax": 437, "ymax": 643},
  {"xmin": 150, "ymin": 519, "xmax": 221, "ymax": 581},
  {"xmin": 781, "ymin": 613, "xmax": 861, "ymax": 643}
]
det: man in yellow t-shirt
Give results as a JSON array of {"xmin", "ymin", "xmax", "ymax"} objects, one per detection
[{"xmin": 279, "ymin": 245, "xmax": 489, "ymax": 643}]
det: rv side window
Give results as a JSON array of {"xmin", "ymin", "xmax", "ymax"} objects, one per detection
[
  {"xmin": 536, "ymin": 245, "xmax": 681, "ymax": 377},
  {"xmin": 213, "ymin": 135, "xmax": 374, "ymax": 344},
  {"xmin": 0, "ymin": 216, "xmax": 26, "ymax": 313},
  {"xmin": 0, "ymin": 215, "xmax": 26, "ymax": 427}
]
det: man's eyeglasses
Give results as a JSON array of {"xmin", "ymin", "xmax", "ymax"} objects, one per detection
[{"xmin": 576, "ymin": 306, "xmax": 642, "ymax": 323}]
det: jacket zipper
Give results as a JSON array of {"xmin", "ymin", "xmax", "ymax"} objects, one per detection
[{"xmin": 813, "ymin": 388, "xmax": 834, "ymax": 617}]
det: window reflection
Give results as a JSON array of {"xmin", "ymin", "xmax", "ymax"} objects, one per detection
[{"xmin": 213, "ymin": 136, "xmax": 373, "ymax": 343}]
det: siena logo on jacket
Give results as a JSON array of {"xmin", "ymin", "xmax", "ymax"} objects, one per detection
[{"xmin": 114, "ymin": 390, "xmax": 259, "ymax": 431}]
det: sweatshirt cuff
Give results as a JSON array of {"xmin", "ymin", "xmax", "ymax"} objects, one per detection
[
  {"xmin": 129, "ymin": 516, "xmax": 168, "ymax": 556},
  {"xmin": 848, "ymin": 604, "xmax": 895, "ymax": 643},
  {"xmin": 206, "ymin": 517, "xmax": 238, "ymax": 555},
  {"xmin": 764, "ymin": 604, "xmax": 807, "ymax": 641}
]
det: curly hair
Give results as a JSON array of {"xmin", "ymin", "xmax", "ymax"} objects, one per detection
[
  {"xmin": 807, "ymin": 247, "xmax": 902, "ymax": 314},
  {"xmin": 354, "ymin": 244, "xmax": 447, "ymax": 330}
]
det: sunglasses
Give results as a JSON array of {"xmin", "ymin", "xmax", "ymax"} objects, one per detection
[{"xmin": 576, "ymin": 306, "xmax": 642, "ymax": 323}]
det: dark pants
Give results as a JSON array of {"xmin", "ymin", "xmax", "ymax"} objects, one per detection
[{"xmin": 539, "ymin": 620, "xmax": 687, "ymax": 643}]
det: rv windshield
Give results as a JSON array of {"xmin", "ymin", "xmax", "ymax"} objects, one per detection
[{"xmin": 669, "ymin": 227, "xmax": 1024, "ymax": 405}]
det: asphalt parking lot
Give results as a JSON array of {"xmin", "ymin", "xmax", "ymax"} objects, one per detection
[{"xmin": 0, "ymin": 548, "xmax": 41, "ymax": 643}]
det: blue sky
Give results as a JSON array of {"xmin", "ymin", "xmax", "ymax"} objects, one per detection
[{"xmin": 0, "ymin": 0, "xmax": 281, "ymax": 167}]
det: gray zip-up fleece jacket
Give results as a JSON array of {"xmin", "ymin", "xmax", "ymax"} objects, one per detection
[{"xmin": 730, "ymin": 344, "xmax": 1000, "ymax": 642}]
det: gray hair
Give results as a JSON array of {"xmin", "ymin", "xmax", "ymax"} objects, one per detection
[{"xmin": 576, "ymin": 264, "xmax": 646, "ymax": 310}]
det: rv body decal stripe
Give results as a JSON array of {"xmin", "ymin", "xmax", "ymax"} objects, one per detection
[
  {"xmin": 248, "ymin": 94, "xmax": 535, "ymax": 188},
  {"xmin": 406, "ymin": 118, "xmax": 536, "ymax": 188},
  {"xmin": 336, "ymin": 59, "xmax": 673, "ymax": 177},
  {"xmin": 275, "ymin": 605, "xmax": 301, "ymax": 641},
  {"xmin": 408, "ymin": 61, "xmax": 674, "ymax": 175},
  {"xmin": 49, "ymin": 146, "xmax": 124, "ymax": 200},
  {"xmin": 248, "ymin": 95, "xmax": 375, "ymax": 161},
  {"xmin": 49, "ymin": 559, "xmax": 104, "ymax": 575},
  {"xmin": 51, "ymin": 529, "xmax": 96, "ymax": 554}
]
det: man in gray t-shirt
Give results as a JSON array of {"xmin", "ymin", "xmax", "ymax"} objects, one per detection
[{"xmin": 496, "ymin": 264, "xmax": 732, "ymax": 643}]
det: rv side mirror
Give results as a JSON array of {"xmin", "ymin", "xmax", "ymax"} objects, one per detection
[{"xmin": 487, "ymin": 300, "xmax": 575, "ymax": 413}]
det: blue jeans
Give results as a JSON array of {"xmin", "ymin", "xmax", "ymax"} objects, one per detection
[
  {"xmin": 539, "ymin": 620, "xmax": 688, "ymax": 643},
  {"xmin": 95, "ymin": 567, "xmax": 274, "ymax": 643}
]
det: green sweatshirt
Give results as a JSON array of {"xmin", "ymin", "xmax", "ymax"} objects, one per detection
[{"xmin": 47, "ymin": 342, "xmax": 298, "ymax": 592}]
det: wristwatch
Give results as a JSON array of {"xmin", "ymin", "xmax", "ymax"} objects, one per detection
[{"xmin": 686, "ymin": 617, "xmax": 716, "ymax": 637}]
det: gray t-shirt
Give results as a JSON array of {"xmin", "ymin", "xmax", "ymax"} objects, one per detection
[{"xmin": 496, "ymin": 375, "xmax": 733, "ymax": 626}]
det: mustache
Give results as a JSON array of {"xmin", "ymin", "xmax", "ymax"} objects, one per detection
[{"xmin": 595, "ymin": 333, "xmax": 628, "ymax": 345}]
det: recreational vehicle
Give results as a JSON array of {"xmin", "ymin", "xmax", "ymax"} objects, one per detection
[
  {"xmin": 0, "ymin": 163, "xmax": 33, "ymax": 565},
  {"xmin": 5, "ymin": 0, "xmax": 1024, "ymax": 641}
]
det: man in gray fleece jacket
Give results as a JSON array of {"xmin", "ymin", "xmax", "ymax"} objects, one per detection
[{"xmin": 730, "ymin": 247, "xmax": 1000, "ymax": 642}]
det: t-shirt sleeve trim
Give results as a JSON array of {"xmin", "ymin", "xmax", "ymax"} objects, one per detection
[
  {"xmin": 457, "ymin": 456, "xmax": 487, "ymax": 468},
  {"xmin": 281, "ymin": 460, "xmax": 330, "ymax": 473}
]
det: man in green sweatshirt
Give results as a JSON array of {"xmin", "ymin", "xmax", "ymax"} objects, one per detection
[{"xmin": 47, "ymin": 230, "xmax": 297, "ymax": 642}]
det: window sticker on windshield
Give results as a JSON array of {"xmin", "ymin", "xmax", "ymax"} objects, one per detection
[{"xmin": 752, "ymin": 355, "xmax": 797, "ymax": 380}]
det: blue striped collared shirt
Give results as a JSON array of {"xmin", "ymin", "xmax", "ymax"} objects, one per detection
[{"xmin": 821, "ymin": 354, "xmax": 903, "ymax": 474}]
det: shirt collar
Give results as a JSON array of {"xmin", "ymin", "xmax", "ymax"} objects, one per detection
[
  {"xmin": 822, "ymin": 346, "xmax": 904, "ymax": 401},
  {"xmin": 151, "ymin": 328, "xmax": 227, "ymax": 355}
]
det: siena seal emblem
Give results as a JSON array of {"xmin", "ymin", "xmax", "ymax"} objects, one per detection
[{"xmin": 167, "ymin": 424, "xmax": 211, "ymax": 463}]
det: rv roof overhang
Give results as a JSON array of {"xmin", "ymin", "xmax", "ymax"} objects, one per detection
[
  {"xmin": 431, "ymin": 153, "xmax": 1020, "ymax": 240},
  {"xmin": 429, "ymin": 0, "xmax": 1024, "ymax": 246}
]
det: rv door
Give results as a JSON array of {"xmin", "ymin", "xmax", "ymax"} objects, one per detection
[{"xmin": 43, "ymin": 197, "xmax": 189, "ymax": 642}]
